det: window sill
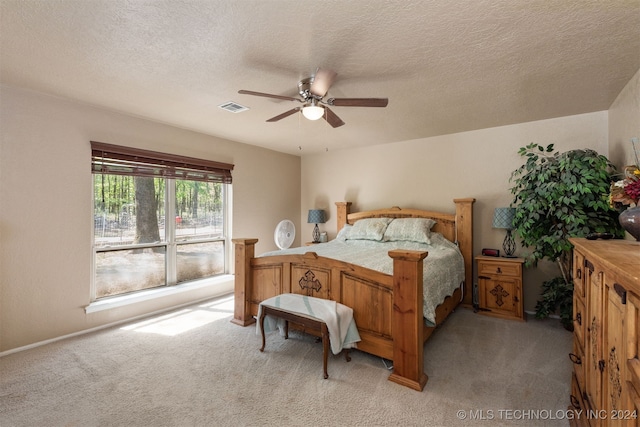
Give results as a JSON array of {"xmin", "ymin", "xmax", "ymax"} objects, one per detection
[{"xmin": 85, "ymin": 274, "xmax": 234, "ymax": 314}]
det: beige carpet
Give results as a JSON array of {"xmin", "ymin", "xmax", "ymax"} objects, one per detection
[{"xmin": 1, "ymin": 294, "xmax": 572, "ymax": 427}]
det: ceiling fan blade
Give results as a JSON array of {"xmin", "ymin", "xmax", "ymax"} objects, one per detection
[
  {"xmin": 266, "ymin": 107, "xmax": 301, "ymax": 122},
  {"xmin": 238, "ymin": 90, "xmax": 300, "ymax": 102},
  {"xmin": 310, "ymin": 68, "xmax": 337, "ymax": 97},
  {"xmin": 328, "ymin": 98, "xmax": 389, "ymax": 107},
  {"xmin": 323, "ymin": 107, "xmax": 345, "ymax": 128}
]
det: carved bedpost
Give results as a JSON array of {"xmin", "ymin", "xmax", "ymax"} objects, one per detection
[
  {"xmin": 335, "ymin": 201, "xmax": 352, "ymax": 234},
  {"xmin": 454, "ymin": 198, "xmax": 475, "ymax": 306},
  {"xmin": 388, "ymin": 249, "xmax": 429, "ymax": 391},
  {"xmin": 231, "ymin": 238, "xmax": 258, "ymax": 326}
]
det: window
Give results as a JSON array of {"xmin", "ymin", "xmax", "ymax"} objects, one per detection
[{"xmin": 91, "ymin": 141, "xmax": 233, "ymax": 300}]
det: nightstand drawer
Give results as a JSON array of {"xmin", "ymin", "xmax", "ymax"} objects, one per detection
[{"xmin": 477, "ymin": 260, "xmax": 521, "ymax": 277}]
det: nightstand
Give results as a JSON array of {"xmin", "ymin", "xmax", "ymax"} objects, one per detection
[{"xmin": 475, "ymin": 256, "xmax": 525, "ymax": 321}]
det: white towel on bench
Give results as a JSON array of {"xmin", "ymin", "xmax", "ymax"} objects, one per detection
[{"xmin": 257, "ymin": 293, "xmax": 361, "ymax": 355}]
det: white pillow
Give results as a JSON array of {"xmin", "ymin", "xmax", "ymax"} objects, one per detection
[
  {"xmin": 346, "ymin": 218, "xmax": 393, "ymax": 241},
  {"xmin": 383, "ymin": 218, "xmax": 437, "ymax": 244}
]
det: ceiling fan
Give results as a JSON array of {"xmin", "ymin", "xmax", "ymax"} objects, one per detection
[{"xmin": 238, "ymin": 68, "xmax": 388, "ymax": 128}]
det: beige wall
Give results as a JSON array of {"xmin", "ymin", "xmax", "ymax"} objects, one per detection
[
  {"xmin": 301, "ymin": 111, "xmax": 609, "ymax": 313},
  {"xmin": 0, "ymin": 86, "xmax": 300, "ymax": 352},
  {"xmin": 609, "ymin": 68, "xmax": 640, "ymax": 170}
]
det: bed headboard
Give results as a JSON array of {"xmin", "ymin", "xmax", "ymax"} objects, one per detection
[{"xmin": 335, "ymin": 199, "xmax": 475, "ymax": 306}]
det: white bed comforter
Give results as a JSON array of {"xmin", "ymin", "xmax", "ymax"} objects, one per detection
[{"xmin": 259, "ymin": 232, "xmax": 464, "ymax": 325}]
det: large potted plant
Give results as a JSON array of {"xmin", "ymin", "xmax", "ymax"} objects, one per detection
[{"xmin": 509, "ymin": 143, "xmax": 623, "ymax": 329}]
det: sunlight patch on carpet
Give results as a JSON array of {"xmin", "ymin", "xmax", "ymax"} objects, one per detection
[{"xmin": 121, "ymin": 306, "xmax": 230, "ymax": 336}]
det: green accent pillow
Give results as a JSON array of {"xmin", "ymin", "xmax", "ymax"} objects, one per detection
[
  {"xmin": 383, "ymin": 218, "xmax": 436, "ymax": 244},
  {"xmin": 346, "ymin": 218, "xmax": 393, "ymax": 241}
]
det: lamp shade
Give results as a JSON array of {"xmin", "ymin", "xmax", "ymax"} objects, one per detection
[
  {"xmin": 307, "ymin": 209, "xmax": 326, "ymax": 224},
  {"xmin": 492, "ymin": 207, "xmax": 516, "ymax": 230}
]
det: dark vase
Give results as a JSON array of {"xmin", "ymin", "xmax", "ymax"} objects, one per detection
[{"xmin": 619, "ymin": 206, "xmax": 640, "ymax": 241}]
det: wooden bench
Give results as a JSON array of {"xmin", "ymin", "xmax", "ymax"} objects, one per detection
[{"xmin": 258, "ymin": 304, "xmax": 351, "ymax": 379}]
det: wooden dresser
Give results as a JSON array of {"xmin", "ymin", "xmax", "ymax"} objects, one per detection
[{"xmin": 569, "ymin": 238, "xmax": 640, "ymax": 426}]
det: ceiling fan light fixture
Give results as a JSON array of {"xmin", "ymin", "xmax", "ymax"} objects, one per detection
[
  {"xmin": 302, "ymin": 105, "xmax": 324, "ymax": 121},
  {"xmin": 238, "ymin": 67, "xmax": 388, "ymax": 128}
]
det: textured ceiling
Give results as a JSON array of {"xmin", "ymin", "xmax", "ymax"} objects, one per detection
[{"xmin": 1, "ymin": 0, "xmax": 639, "ymax": 155}]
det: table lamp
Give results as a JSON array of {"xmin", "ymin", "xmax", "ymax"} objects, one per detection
[
  {"xmin": 492, "ymin": 207, "xmax": 516, "ymax": 257},
  {"xmin": 307, "ymin": 209, "xmax": 326, "ymax": 243}
]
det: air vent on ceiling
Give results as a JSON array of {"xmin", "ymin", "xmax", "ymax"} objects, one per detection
[{"xmin": 218, "ymin": 102, "xmax": 249, "ymax": 113}]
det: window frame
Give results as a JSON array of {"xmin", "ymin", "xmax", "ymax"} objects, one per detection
[{"xmin": 90, "ymin": 142, "xmax": 233, "ymax": 302}]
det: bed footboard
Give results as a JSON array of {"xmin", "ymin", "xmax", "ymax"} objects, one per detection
[{"xmin": 231, "ymin": 238, "xmax": 429, "ymax": 391}]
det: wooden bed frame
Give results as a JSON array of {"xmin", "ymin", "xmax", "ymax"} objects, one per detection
[{"xmin": 231, "ymin": 198, "xmax": 475, "ymax": 391}]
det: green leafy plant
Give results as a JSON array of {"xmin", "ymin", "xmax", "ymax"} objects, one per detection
[
  {"xmin": 509, "ymin": 143, "xmax": 623, "ymax": 327},
  {"xmin": 534, "ymin": 277, "xmax": 574, "ymax": 329}
]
